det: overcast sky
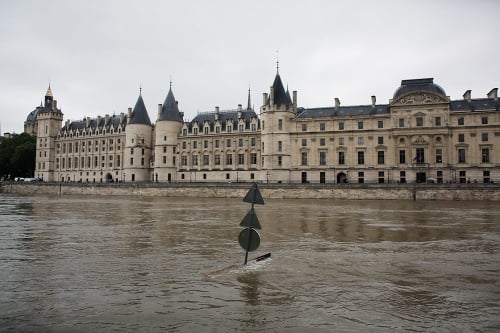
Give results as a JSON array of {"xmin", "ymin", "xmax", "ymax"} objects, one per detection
[{"xmin": 1, "ymin": 0, "xmax": 499, "ymax": 134}]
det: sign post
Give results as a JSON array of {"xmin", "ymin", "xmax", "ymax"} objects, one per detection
[{"xmin": 239, "ymin": 182, "xmax": 265, "ymax": 265}]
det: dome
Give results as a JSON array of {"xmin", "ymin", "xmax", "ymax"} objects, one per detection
[
  {"xmin": 26, "ymin": 107, "xmax": 41, "ymax": 123},
  {"xmin": 393, "ymin": 78, "xmax": 446, "ymax": 99}
]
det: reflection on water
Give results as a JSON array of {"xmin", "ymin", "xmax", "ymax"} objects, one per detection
[{"xmin": 0, "ymin": 194, "xmax": 499, "ymax": 332}]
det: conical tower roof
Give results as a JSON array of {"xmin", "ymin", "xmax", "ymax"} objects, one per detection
[
  {"xmin": 270, "ymin": 72, "xmax": 292, "ymax": 106},
  {"xmin": 129, "ymin": 94, "xmax": 152, "ymax": 125},
  {"xmin": 159, "ymin": 86, "xmax": 183, "ymax": 121},
  {"xmin": 46, "ymin": 84, "xmax": 53, "ymax": 97}
]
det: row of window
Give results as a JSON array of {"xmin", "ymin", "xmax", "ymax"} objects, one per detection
[
  {"xmin": 181, "ymin": 137, "xmax": 257, "ymax": 150},
  {"xmin": 180, "ymin": 153, "xmax": 258, "ymax": 167},
  {"xmin": 59, "ymin": 126, "xmax": 124, "ymax": 138},
  {"xmin": 182, "ymin": 123, "xmax": 258, "ymax": 136},
  {"xmin": 56, "ymin": 155, "xmax": 122, "ymax": 170}
]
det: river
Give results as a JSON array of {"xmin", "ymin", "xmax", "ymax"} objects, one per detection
[{"xmin": 0, "ymin": 193, "xmax": 499, "ymax": 332}]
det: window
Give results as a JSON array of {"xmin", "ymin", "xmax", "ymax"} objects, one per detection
[
  {"xmin": 319, "ymin": 152, "xmax": 326, "ymax": 166},
  {"xmin": 163, "ymin": 146, "xmax": 167, "ymax": 153},
  {"xmin": 437, "ymin": 170, "xmax": 443, "ymax": 183},
  {"xmin": 482, "ymin": 148, "xmax": 490, "ymax": 163},
  {"xmin": 193, "ymin": 141, "xmax": 197, "ymax": 149},
  {"xmin": 378, "ymin": 136, "xmax": 384, "ymax": 145},
  {"xmin": 338, "ymin": 152, "xmax": 345, "ymax": 165},
  {"xmin": 416, "ymin": 116, "xmax": 423, "ymax": 127},
  {"xmin": 239, "ymin": 124, "xmax": 244, "ymax": 132},
  {"xmin": 278, "ymin": 141, "xmax": 282, "ymax": 152},
  {"xmin": 238, "ymin": 139, "xmax": 243, "ymax": 147},
  {"xmin": 277, "ymin": 156, "xmax": 282, "ymax": 166},
  {"xmin": 226, "ymin": 139, "xmax": 231, "ymax": 147},
  {"xmin": 482, "ymin": 133, "xmax": 488, "ymax": 142},
  {"xmin": 399, "ymin": 150, "xmax": 406, "ymax": 164},
  {"xmin": 338, "ymin": 122, "xmax": 344, "ymax": 130},
  {"xmin": 215, "ymin": 154, "xmax": 220, "ymax": 165},
  {"xmin": 357, "ymin": 121, "xmax": 363, "ymax": 129},
  {"xmin": 301, "ymin": 123, "xmax": 307, "ymax": 131},
  {"xmin": 192, "ymin": 155, "xmax": 198, "ymax": 166},
  {"xmin": 482, "ymin": 117, "xmax": 488, "ymax": 125},
  {"xmin": 204, "ymin": 140, "xmax": 208, "ymax": 149},
  {"xmin": 182, "ymin": 141, "xmax": 186, "ymax": 149},
  {"xmin": 378, "ymin": 120, "xmax": 384, "ymax": 129},
  {"xmin": 357, "ymin": 151, "xmax": 364, "ymax": 165},
  {"xmin": 250, "ymin": 153, "xmax": 257, "ymax": 165},
  {"xmin": 458, "ymin": 134, "xmax": 465, "ymax": 143},
  {"xmin": 215, "ymin": 126, "xmax": 220, "ymax": 134},
  {"xmin": 141, "ymin": 148, "xmax": 145, "ymax": 155},
  {"xmin": 400, "ymin": 171, "xmax": 406, "ymax": 184},
  {"xmin": 251, "ymin": 124, "xmax": 256, "ymax": 131},
  {"xmin": 215, "ymin": 140, "xmax": 220, "ymax": 148},
  {"xmin": 320, "ymin": 138, "xmax": 325, "ymax": 146},
  {"xmin": 163, "ymin": 156, "xmax": 167, "ymax": 164},
  {"xmin": 130, "ymin": 157, "xmax": 133, "ymax": 165},
  {"xmin": 458, "ymin": 149, "xmax": 466, "ymax": 163},
  {"xmin": 358, "ymin": 172, "xmax": 365, "ymax": 184},
  {"xmin": 415, "ymin": 148, "xmax": 425, "ymax": 163},
  {"xmin": 459, "ymin": 170, "xmax": 466, "ymax": 183},
  {"xmin": 181, "ymin": 156, "xmax": 187, "ymax": 166},
  {"xmin": 301, "ymin": 152, "xmax": 308, "ymax": 165},
  {"xmin": 483, "ymin": 170, "xmax": 490, "ymax": 183},
  {"xmin": 238, "ymin": 154, "xmax": 244, "ymax": 165},
  {"xmin": 141, "ymin": 158, "xmax": 145, "ymax": 166},
  {"xmin": 183, "ymin": 129, "xmax": 187, "ymax": 136},
  {"xmin": 436, "ymin": 149, "xmax": 443, "ymax": 163},
  {"xmin": 278, "ymin": 119, "xmax": 283, "ymax": 130},
  {"xmin": 204, "ymin": 127, "xmax": 209, "ymax": 134},
  {"xmin": 458, "ymin": 117, "xmax": 464, "ymax": 126},
  {"xmin": 302, "ymin": 139, "xmax": 307, "ymax": 147},
  {"xmin": 193, "ymin": 127, "xmax": 198, "ymax": 135},
  {"xmin": 378, "ymin": 171, "xmax": 385, "ymax": 184},
  {"xmin": 164, "ymin": 136, "xmax": 167, "ymax": 141},
  {"xmin": 339, "ymin": 137, "xmax": 344, "ymax": 146},
  {"xmin": 358, "ymin": 137, "xmax": 364, "ymax": 145},
  {"xmin": 377, "ymin": 151, "xmax": 385, "ymax": 164},
  {"xmin": 435, "ymin": 116, "xmax": 441, "ymax": 126},
  {"xmin": 203, "ymin": 155, "xmax": 209, "ymax": 166},
  {"xmin": 226, "ymin": 153, "xmax": 232, "ymax": 165},
  {"xmin": 320, "ymin": 123, "xmax": 325, "ymax": 131},
  {"xmin": 251, "ymin": 138, "xmax": 256, "ymax": 147},
  {"xmin": 399, "ymin": 118, "xmax": 405, "ymax": 128}
]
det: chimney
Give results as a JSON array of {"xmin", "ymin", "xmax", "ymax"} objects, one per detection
[
  {"xmin": 105, "ymin": 114, "xmax": 109, "ymax": 125},
  {"xmin": 293, "ymin": 91, "xmax": 297, "ymax": 108},
  {"xmin": 53, "ymin": 100, "xmax": 57, "ymax": 109},
  {"xmin": 463, "ymin": 90, "xmax": 471, "ymax": 101},
  {"xmin": 237, "ymin": 104, "xmax": 242, "ymax": 119},
  {"xmin": 97, "ymin": 115, "xmax": 101, "ymax": 127},
  {"xmin": 371, "ymin": 96, "xmax": 376, "ymax": 107},
  {"xmin": 127, "ymin": 107, "xmax": 132, "ymax": 124},
  {"xmin": 263, "ymin": 93, "xmax": 268, "ymax": 106},
  {"xmin": 487, "ymin": 88, "xmax": 498, "ymax": 100},
  {"xmin": 158, "ymin": 104, "xmax": 162, "ymax": 117},
  {"xmin": 334, "ymin": 98, "xmax": 340, "ymax": 109},
  {"xmin": 269, "ymin": 86, "xmax": 275, "ymax": 107},
  {"xmin": 86, "ymin": 116, "xmax": 90, "ymax": 128},
  {"xmin": 215, "ymin": 106, "xmax": 220, "ymax": 121},
  {"xmin": 119, "ymin": 113, "xmax": 124, "ymax": 125}
]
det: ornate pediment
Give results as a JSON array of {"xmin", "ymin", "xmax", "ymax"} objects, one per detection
[
  {"xmin": 392, "ymin": 92, "xmax": 448, "ymax": 106},
  {"xmin": 412, "ymin": 135, "xmax": 429, "ymax": 145}
]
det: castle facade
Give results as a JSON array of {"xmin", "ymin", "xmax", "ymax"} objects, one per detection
[{"xmin": 30, "ymin": 71, "xmax": 499, "ymax": 184}]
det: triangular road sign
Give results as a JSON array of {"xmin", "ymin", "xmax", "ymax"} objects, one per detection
[
  {"xmin": 242, "ymin": 182, "xmax": 265, "ymax": 205},
  {"xmin": 239, "ymin": 207, "xmax": 262, "ymax": 229}
]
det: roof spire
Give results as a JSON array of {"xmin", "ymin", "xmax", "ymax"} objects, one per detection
[
  {"xmin": 46, "ymin": 82, "xmax": 53, "ymax": 97},
  {"xmin": 169, "ymin": 75, "xmax": 172, "ymax": 89},
  {"xmin": 276, "ymin": 50, "xmax": 280, "ymax": 74},
  {"xmin": 139, "ymin": 84, "xmax": 142, "ymax": 96},
  {"xmin": 247, "ymin": 85, "xmax": 252, "ymax": 110}
]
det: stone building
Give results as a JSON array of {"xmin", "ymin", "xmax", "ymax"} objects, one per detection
[{"xmin": 32, "ymin": 71, "xmax": 499, "ymax": 184}]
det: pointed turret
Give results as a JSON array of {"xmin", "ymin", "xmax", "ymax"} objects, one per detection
[
  {"xmin": 129, "ymin": 94, "xmax": 151, "ymax": 125},
  {"xmin": 46, "ymin": 84, "xmax": 53, "ymax": 97},
  {"xmin": 159, "ymin": 85, "xmax": 183, "ymax": 122},
  {"xmin": 247, "ymin": 87, "xmax": 252, "ymax": 110},
  {"xmin": 44, "ymin": 84, "xmax": 54, "ymax": 108},
  {"xmin": 269, "ymin": 72, "xmax": 292, "ymax": 106}
]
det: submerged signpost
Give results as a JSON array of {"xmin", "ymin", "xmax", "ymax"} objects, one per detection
[{"xmin": 238, "ymin": 182, "xmax": 266, "ymax": 265}]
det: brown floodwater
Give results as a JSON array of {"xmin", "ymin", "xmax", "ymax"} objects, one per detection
[{"xmin": 0, "ymin": 193, "xmax": 499, "ymax": 332}]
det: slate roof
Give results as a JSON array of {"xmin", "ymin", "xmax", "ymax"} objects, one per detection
[
  {"xmin": 269, "ymin": 73, "xmax": 292, "ymax": 106},
  {"xmin": 129, "ymin": 95, "xmax": 152, "ymax": 125},
  {"xmin": 159, "ymin": 87, "xmax": 183, "ymax": 121},
  {"xmin": 296, "ymin": 105, "xmax": 389, "ymax": 119},
  {"xmin": 450, "ymin": 98, "xmax": 500, "ymax": 112},
  {"xmin": 61, "ymin": 114, "xmax": 126, "ymax": 133},
  {"xmin": 393, "ymin": 78, "xmax": 446, "ymax": 99},
  {"xmin": 190, "ymin": 109, "xmax": 259, "ymax": 130}
]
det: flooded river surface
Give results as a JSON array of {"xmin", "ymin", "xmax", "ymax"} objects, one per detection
[{"xmin": 1, "ymin": 193, "xmax": 499, "ymax": 332}]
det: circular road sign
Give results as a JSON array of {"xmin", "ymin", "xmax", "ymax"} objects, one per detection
[{"xmin": 238, "ymin": 228, "xmax": 260, "ymax": 252}]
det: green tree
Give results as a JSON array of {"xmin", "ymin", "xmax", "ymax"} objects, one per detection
[{"xmin": 0, "ymin": 133, "xmax": 36, "ymax": 179}]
